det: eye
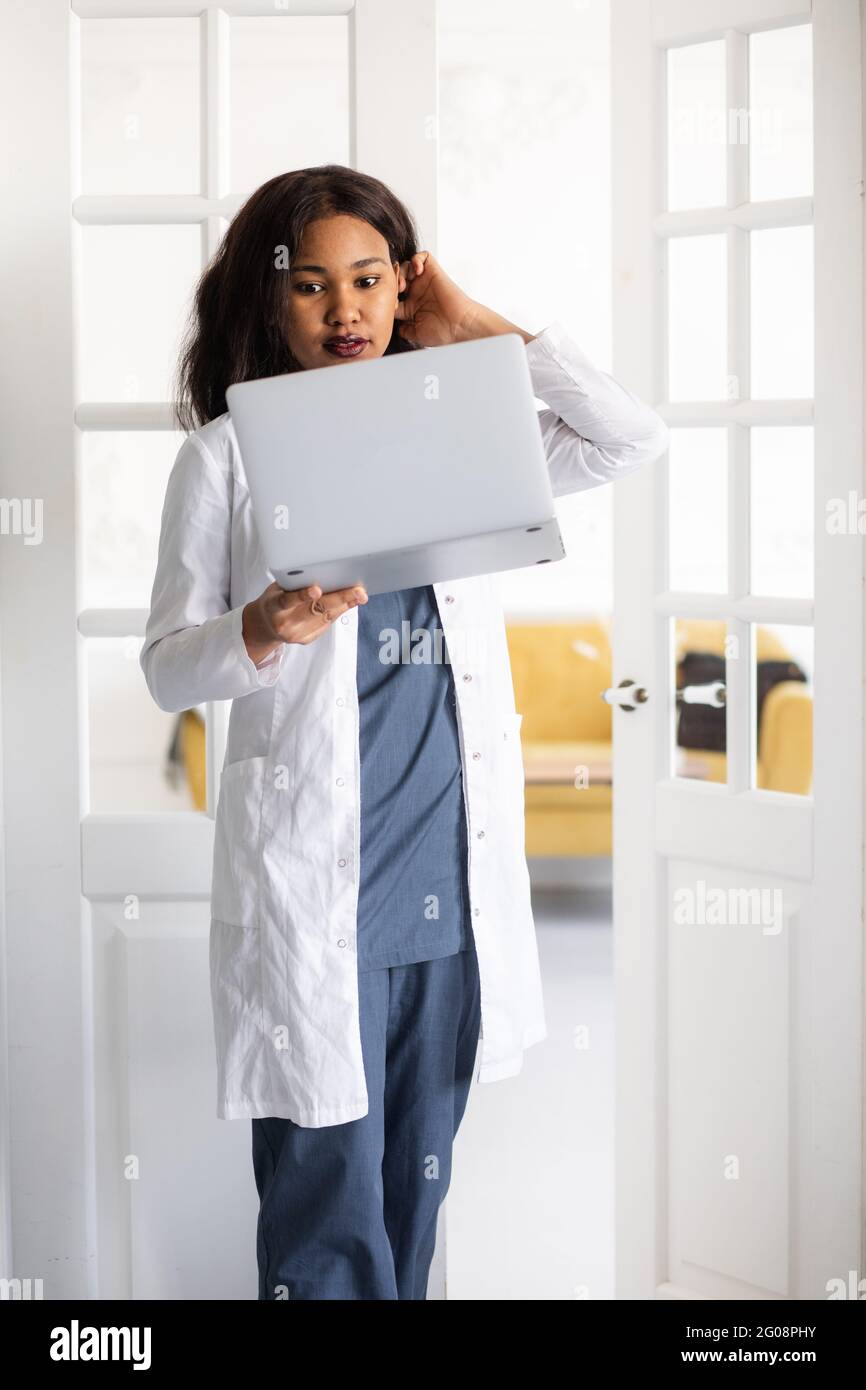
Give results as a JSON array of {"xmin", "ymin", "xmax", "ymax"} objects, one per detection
[{"xmin": 294, "ymin": 276, "xmax": 381, "ymax": 295}]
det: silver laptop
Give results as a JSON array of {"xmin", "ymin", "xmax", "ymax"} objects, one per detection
[{"xmin": 225, "ymin": 331, "xmax": 565, "ymax": 596}]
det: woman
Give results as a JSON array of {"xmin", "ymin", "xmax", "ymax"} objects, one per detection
[{"xmin": 141, "ymin": 164, "xmax": 669, "ymax": 1300}]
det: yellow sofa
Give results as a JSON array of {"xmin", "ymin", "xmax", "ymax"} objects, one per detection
[
  {"xmin": 177, "ymin": 707, "xmax": 207, "ymax": 811},
  {"xmin": 505, "ymin": 617, "xmax": 813, "ymax": 857}
]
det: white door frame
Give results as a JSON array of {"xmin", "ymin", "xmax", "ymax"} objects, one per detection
[
  {"xmin": 0, "ymin": 0, "xmax": 437, "ymax": 1299},
  {"xmin": 612, "ymin": 0, "xmax": 864, "ymax": 1299}
]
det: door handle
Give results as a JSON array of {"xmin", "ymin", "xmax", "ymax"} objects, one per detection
[
  {"xmin": 600, "ymin": 678, "xmax": 649, "ymax": 711},
  {"xmin": 676, "ymin": 680, "xmax": 726, "ymax": 708}
]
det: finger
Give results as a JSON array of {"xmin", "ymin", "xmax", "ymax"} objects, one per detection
[
  {"xmin": 311, "ymin": 584, "xmax": 368, "ymax": 622},
  {"xmin": 326, "ymin": 584, "xmax": 367, "ymax": 609},
  {"xmin": 294, "ymin": 586, "xmax": 366, "ymax": 639},
  {"xmin": 273, "ymin": 581, "xmax": 318, "ymax": 609},
  {"xmin": 277, "ymin": 585, "xmax": 367, "ymax": 643}
]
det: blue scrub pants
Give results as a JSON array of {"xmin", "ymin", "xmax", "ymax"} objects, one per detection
[{"xmin": 251, "ymin": 946, "xmax": 482, "ymax": 1300}]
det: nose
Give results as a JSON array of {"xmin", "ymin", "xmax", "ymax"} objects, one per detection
[{"xmin": 326, "ymin": 288, "xmax": 362, "ymax": 328}]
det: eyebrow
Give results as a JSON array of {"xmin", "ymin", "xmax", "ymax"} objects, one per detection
[{"xmin": 290, "ymin": 257, "xmax": 389, "ymax": 273}]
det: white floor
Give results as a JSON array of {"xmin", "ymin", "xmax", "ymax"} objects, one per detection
[{"xmin": 446, "ymin": 884, "xmax": 615, "ymax": 1300}]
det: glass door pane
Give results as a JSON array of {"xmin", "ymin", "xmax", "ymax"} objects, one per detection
[
  {"xmin": 750, "ymin": 624, "xmax": 813, "ymax": 796},
  {"xmin": 668, "ymin": 428, "xmax": 727, "ymax": 593},
  {"xmin": 81, "ymin": 18, "xmax": 201, "ymax": 195},
  {"xmin": 750, "ymin": 225, "xmax": 813, "ymax": 400},
  {"xmin": 668, "ymin": 234, "xmax": 727, "ymax": 401},
  {"xmin": 748, "ymin": 24, "xmax": 813, "ymax": 202},
  {"xmin": 750, "ymin": 427, "xmax": 814, "ymax": 599},
  {"xmin": 666, "ymin": 40, "xmax": 727, "ymax": 211}
]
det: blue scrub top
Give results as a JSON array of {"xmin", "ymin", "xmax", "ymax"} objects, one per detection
[{"xmin": 355, "ymin": 584, "xmax": 474, "ymax": 972}]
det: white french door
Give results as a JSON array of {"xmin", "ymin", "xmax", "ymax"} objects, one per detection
[
  {"xmin": 611, "ymin": 0, "xmax": 863, "ymax": 1297},
  {"xmin": 0, "ymin": 0, "xmax": 437, "ymax": 1298}
]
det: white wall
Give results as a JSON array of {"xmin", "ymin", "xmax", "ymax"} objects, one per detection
[{"xmin": 438, "ymin": 0, "xmax": 615, "ymax": 620}]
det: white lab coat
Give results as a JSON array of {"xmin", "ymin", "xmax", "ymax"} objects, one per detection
[{"xmin": 140, "ymin": 320, "xmax": 669, "ymax": 1125}]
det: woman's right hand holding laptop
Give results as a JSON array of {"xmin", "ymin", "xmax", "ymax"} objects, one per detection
[{"xmin": 242, "ymin": 582, "xmax": 368, "ymax": 666}]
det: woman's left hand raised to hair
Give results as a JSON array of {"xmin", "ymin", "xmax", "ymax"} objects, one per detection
[{"xmin": 394, "ymin": 251, "xmax": 535, "ymax": 348}]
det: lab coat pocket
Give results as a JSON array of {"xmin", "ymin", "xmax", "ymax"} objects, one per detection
[{"xmin": 211, "ymin": 755, "xmax": 268, "ymax": 928}]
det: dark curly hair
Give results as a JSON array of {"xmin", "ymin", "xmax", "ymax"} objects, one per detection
[{"xmin": 173, "ymin": 163, "xmax": 423, "ymax": 431}]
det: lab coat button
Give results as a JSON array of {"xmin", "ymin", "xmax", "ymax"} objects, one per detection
[
  {"xmin": 338, "ymin": 857, "xmax": 347, "ymax": 867},
  {"xmin": 462, "ymin": 673, "xmax": 472, "ymax": 682},
  {"xmin": 336, "ymin": 777, "xmax": 345, "ymax": 786},
  {"xmin": 472, "ymin": 751, "xmax": 481, "ymax": 760},
  {"xmin": 336, "ymin": 697, "xmax": 345, "ymax": 706},
  {"xmin": 337, "ymin": 938, "xmax": 348, "ymax": 948},
  {"xmin": 477, "ymin": 830, "xmax": 485, "ymax": 839},
  {"xmin": 445, "ymin": 594, "xmax": 455, "ymax": 603},
  {"xmin": 473, "ymin": 907, "xmax": 481, "ymax": 916},
  {"xmin": 341, "ymin": 615, "xmax": 349, "ymax": 624}
]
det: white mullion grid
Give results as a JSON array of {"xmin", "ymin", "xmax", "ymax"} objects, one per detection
[
  {"xmin": 73, "ymin": 1, "xmax": 354, "ymax": 16},
  {"xmin": 655, "ymin": 195, "xmax": 812, "ymax": 235},
  {"xmin": 75, "ymin": 403, "xmax": 176, "ymax": 428},
  {"xmin": 656, "ymin": 40, "xmax": 675, "ymax": 779},
  {"xmin": 73, "ymin": 1, "xmax": 244, "ymax": 821},
  {"xmin": 726, "ymin": 28, "xmax": 751, "ymax": 794},
  {"xmin": 655, "ymin": 17, "xmax": 816, "ymax": 799},
  {"xmin": 664, "ymin": 400, "xmax": 811, "ymax": 425},
  {"xmin": 727, "ymin": 420, "xmax": 752, "ymax": 792},
  {"xmin": 654, "ymin": 593, "xmax": 813, "ymax": 623},
  {"xmin": 204, "ymin": 214, "xmax": 227, "ymax": 265},
  {"xmin": 73, "ymin": 193, "xmax": 242, "ymax": 223},
  {"xmin": 79, "ymin": 609, "xmax": 147, "ymax": 638},
  {"xmin": 203, "ymin": 7, "xmax": 229, "ymax": 201},
  {"xmin": 650, "ymin": 0, "xmax": 811, "ymax": 45},
  {"xmin": 202, "ymin": 6, "xmax": 230, "ymax": 266},
  {"xmin": 346, "ymin": 2, "xmax": 358, "ymax": 171},
  {"xmin": 200, "ymin": 6, "xmax": 232, "ymax": 814}
]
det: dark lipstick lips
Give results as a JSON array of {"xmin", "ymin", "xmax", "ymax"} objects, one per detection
[{"xmin": 323, "ymin": 335, "xmax": 369, "ymax": 358}]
